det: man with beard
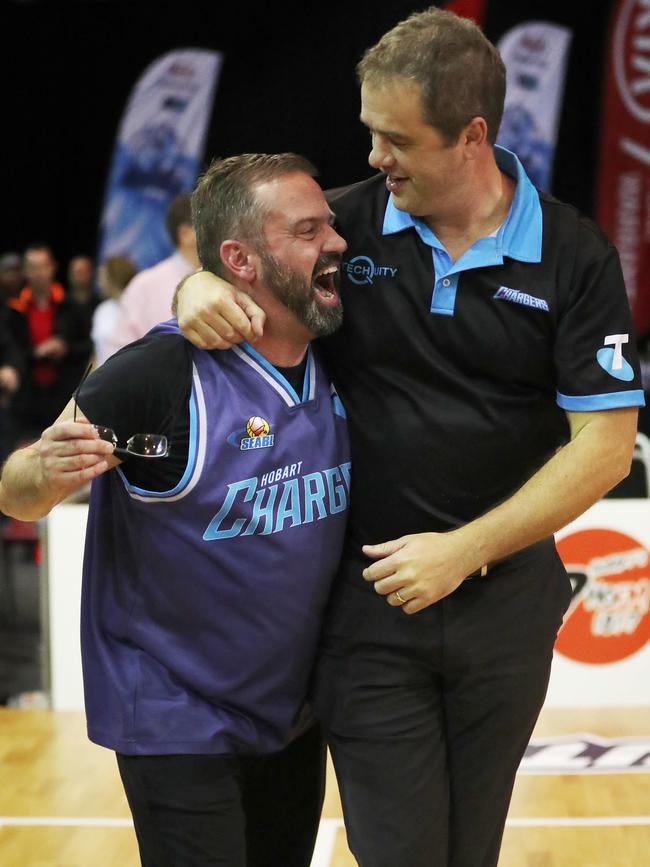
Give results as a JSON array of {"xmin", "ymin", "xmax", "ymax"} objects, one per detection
[{"xmin": 0, "ymin": 153, "xmax": 350, "ymax": 867}]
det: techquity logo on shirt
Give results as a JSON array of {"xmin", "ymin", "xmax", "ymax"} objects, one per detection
[
  {"xmin": 344, "ymin": 255, "xmax": 398, "ymax": 285},
  {"xmin": 597, "ymin": 333, "xmax": 634, "ymax": 381}
]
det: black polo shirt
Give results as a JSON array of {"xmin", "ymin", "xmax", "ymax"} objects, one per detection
[{"xmin": 320, "ymin": 147, "xmax": 645, "ymax": 548}]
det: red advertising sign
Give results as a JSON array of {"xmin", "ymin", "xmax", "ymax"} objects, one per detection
[
  {"xmin": 597, "ymin": 0, "xmax": 650, "ymax": 339},
  {"xmin": 556, "ymin": 528, "xmax": 650, "ymax": 663},
  {"xmin": 443, "ymin": 0, "xmax": 487, "ymax": 25}
]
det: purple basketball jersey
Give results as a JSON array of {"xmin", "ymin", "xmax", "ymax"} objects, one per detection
[{"xmin": 81, "ymin": 340, "xmax": 350, "ymax": 755}]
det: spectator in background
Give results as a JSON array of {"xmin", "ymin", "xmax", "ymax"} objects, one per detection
[
  {"xmin": 105, "ymin": 193, "xmax": 199, "ymax": 356},
  {"xmin": 0, "ymin": 306, "xmax": 24, "ymax": 462},
  {"xmin": 8, "ymin": 245, "xmax": 93, "ymax": 441},
  {"xmin": 0, "ymin": 253, "xmax": 25, "ymax": 459},
  {"xmin": 67, "ymin": 255, "xmax": 95, "ymax": 306},
  {"xmin": 91, "ymin": 255, "xmax": 138, "ymax": 366},
  {"xmin": 0, "ymin": 252, "xmax": 24, "ymax": 301},
  {"xmin": 67, "ymin": 254, "xmax": 99, "ymax": 337}
]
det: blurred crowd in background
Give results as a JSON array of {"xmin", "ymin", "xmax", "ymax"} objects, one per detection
[{"xmin": 0, "ymin": 193, "xmax": 199, "ymax": 466}]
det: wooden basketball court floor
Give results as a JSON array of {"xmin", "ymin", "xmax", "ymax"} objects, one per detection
[{"xmin": 0, "ymin": 707, "xmax": 648, "ymax": 866}]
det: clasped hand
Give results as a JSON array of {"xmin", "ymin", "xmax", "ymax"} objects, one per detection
[{"xmin": 362, "ymin": 531, "xmax": 478, "ymax": 614}]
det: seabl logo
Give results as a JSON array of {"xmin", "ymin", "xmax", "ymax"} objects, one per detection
[
  {"xmin": 226, "ymin": 416, "xmax": 275, "ymax": 451},
  {"xmin": 596, "ymin": 333, "xmax": 634, "ymax": 381},
  {"xmin": 344, "ymin": 255, "xmax": 398, "ymax": 286}
]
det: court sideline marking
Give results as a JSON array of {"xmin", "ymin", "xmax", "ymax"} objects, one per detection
[
  {"xmin": 1, "ymin": 816, "xmax": 650, "ymax": 827},
  {"xmin": 1, "ymin": 815, "xmax": 650, "ymax": 867}
]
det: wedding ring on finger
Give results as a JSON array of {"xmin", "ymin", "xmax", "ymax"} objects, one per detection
[{"xmin": 394, "ymin": 589, "xmax": 407, "ymax": 605}]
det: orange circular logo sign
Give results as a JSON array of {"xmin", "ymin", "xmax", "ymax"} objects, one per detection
[{"xmin": 556, "ymin": 528, "xmax": 650, "ymax": 664}]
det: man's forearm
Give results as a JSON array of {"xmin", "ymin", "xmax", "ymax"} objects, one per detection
[
  {"xmin": 171, "ymin": 271, "xmax": 199, "ymax": 317},
  {"xmin": 0, "ymin": 410, "xmax": 117, "ymax": 522},
  {"xmin": 174, "ymin": 269, "xmax": 265, "ymax": 349},
  {"xmin": 454, "ymin": 408, "xmax": 638, "ymax": 570},
  {"xmin": 0, "ymin": 445, "xmax": 60, "ymax": 521},
  {"xmin": 362, "ymin": 408, "xmax": 639, "ymax": 613}
]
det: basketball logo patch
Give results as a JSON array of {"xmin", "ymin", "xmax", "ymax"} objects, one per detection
[
  {"xmin": 238, "ymin": 415, "xmax": 274, "ymax": 451},
  {"xmin": 246, "ymin": 416, "xmax": 270, "ymax": 438}
]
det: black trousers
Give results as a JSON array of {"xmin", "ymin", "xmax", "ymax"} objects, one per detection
[
  {"xmin": 312, "ymin": 540, "xmax": 572, "ymax": 867},
  {"xmin": 116, "ymin": 722, "xmax": 326, "ymax": 867}
]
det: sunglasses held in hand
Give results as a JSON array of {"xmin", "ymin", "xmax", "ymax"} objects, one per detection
[{"xmin": 73, "ymin": 363, "xmax": 169, "ymax": 459}]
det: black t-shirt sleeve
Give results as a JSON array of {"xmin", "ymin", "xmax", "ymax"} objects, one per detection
[
  {"xmin": 76, "ymin": 332, "xmax": 192, "ymax": 491},
  {"xmin": 554, "ymin": 221, "xmax": 645, "ymax": 410}
]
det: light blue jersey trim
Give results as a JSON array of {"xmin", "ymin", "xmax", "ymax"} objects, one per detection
[
  {"xmin": 381, "ymin": 146, "xmax": 543, "ymax": 315},
  {"xmin": 239, "ymin": 342, "xmax": 314, "ymax": 406},
  {"xmin": 303, "ymin": 350, "xmax": 316, "ymax": 402},
  {"xmin": 556, "ymin": 390, "xmax": 646, "ymax": 411},
  {"xmin": 332, "ymin": 396, "xmax": 346, "ymax": 417},
  {"xmin": 330, "ymin": 385, "xmax": 347, "ymax": 418},
  {"xmin": 117, "ymin": 381, "xmax": 200, "ymax": 499}
]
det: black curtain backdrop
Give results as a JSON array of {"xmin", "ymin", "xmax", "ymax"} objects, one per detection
[{"xmin": 2, "ymin": 0, "xmax": 614, "ymax": 273}]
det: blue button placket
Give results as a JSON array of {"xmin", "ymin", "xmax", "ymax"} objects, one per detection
[
  {"xmin": 380, "ymin": 146, "xmax": 544, "ymax": 314},
  {"xmin": 412, "ymin": 220, "xmax": 505, "ymax": 316}
]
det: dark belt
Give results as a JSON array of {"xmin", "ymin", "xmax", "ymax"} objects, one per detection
[
  {"xmin": 339, "ymin": 537, "xmax": 555, "ymax": 588},
  {"xmin": 464, "ymin": 538, "xmax": 557, "ymax": 580}
]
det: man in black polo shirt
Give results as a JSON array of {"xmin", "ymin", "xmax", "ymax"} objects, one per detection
[{"xmin": 173, "ymin": 8, "xmax": 644, "ymax": 867}]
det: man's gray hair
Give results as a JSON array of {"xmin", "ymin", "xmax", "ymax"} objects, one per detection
[{"xmin": 191, "ymin": 153, "xmax": 318, "ymax": 276}]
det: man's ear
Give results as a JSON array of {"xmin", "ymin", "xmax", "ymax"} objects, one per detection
[
  {"xmin": 220, "ymin": 240, "xmax": 256, "ymax": 283},
  {"xmin": 462, "ymin": 116, "xmax": 488, "ymax": 158}
]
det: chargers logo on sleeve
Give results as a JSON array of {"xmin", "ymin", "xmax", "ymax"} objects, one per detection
[{"xmin": 596, "ymin": 334, "xmax": 635, "ymax": 381}]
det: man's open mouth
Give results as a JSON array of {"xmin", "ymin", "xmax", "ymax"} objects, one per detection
[{"xmin": 313, "ymin": 264, "xmax": 340, "ymax": 306}]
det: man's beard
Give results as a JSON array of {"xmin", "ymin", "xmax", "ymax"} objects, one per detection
[{"xmin": 258, "ymin": 250, "xmax": 343, "ymax": 338}]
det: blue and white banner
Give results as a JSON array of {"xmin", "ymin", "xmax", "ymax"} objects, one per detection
[
  {"xmin": 496, "ymin": 22, "xmax": 572, "ymax": 192},
  {"xmin": 97, "ymin": 49, "xmax": 222, "ymax": 270}
]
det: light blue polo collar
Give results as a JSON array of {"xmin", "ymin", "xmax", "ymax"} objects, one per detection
[{"xmin": 381, "ymin": 145, "xmax": 542, "ymax": 265}]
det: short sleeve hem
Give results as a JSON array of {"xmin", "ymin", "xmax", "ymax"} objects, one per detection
[{"xmin": 556, "ymin": 389, "xmax": 646, "ymax": 411}]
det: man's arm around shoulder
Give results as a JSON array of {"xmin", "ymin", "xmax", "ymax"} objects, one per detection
[{"xmin": 174, "ymin": 270, "xmax": 265, "ymax": 350}]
